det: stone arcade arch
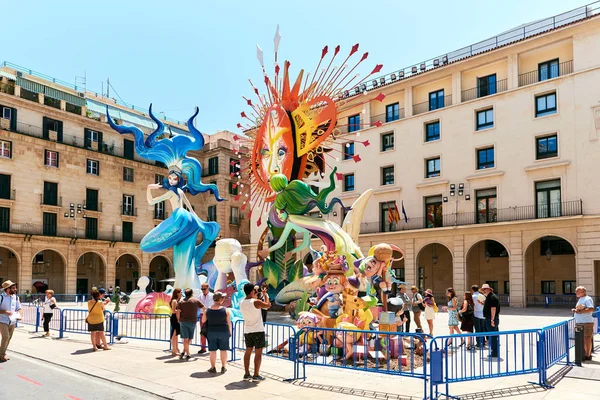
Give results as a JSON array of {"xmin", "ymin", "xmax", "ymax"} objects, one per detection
[
  {"xmin": 76, "ymin": 252, "xmax": 107, "ymax": 294},
  {"xmin": 115, "ymin": 253, "xmax": 142, "ymax": 294},
  {"xmin": 149, "ymin": 255, "xmax": 172, "ymax": 292},
  {"xmin": 466, "ymin": 239, "xmax": 510, "ymax": 298},
  {"xmin": 415, "ymin": 243, "xmax": 453, "ymax": 298},
  {"xmin": 31, "ymin": 249, "xmax": 66, "ymax": 294},
  {"xmin": 0, "ymin": 246, "xmax": 20, "ymax": 288}
]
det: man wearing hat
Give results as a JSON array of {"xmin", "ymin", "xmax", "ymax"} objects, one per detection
[
  {"xmin": 481, "ymin": 283, "xmax": 500, "ymax": 358},
  {"xmin": 0, "ymin": 280, "xmax": 22, "ymax": 363}
]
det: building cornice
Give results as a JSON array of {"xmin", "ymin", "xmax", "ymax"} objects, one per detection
[
  {"xmin": 466, "ymin": 170, "xmax": 506, "ymax": 181},
  {"xmin": 416, "ymin": 179, "xmax": 449, "ymax": 189},
  {"xmin": 524, "ymin": 160, "xmax": 571, "ymax": 172}
]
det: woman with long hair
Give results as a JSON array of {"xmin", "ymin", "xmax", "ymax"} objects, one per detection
[
  {"xmin": 42, "ymin": 289, "xmax": 57, "ymax": 337},
  {"xmin": 87, "ymin": 289, "xmax": 110, "ymax": 351},
  {"xmin": 445, "ymin": 288, "xmax": 461, "ymax": 344},
  {"xmin": 423, "ymin": 289, "xmax": 436, "ymax": 336},
  {"xmin": 108, "ymin": 106, "xmax": 222, "ymax": 290},
  {"xmin": 460, "ymin": 291, "xmax": 475, "ymax": 350},
  {"xmin": 170, "ymin": 288, "xmax": 182, "ymax": 356}
]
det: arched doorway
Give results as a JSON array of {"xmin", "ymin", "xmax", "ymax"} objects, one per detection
[
  {"xmin": 115, "ymin": 254, "xmax": 141, "ymax": 294},
  {"xmin": 524, "ymin": 235, "xmax": 576, "ymax": 306},
  {"xmin": 390, "ymin": 251, "xmax": 406, "ymax": 297},
  {"xmin": 416, "ymin": 243, "xmax": 453, "ymax": 298},
  {"xmin": 466, "ymin": 240, "xmax": 509, "ymax": 301},
  {"xmin": 31, "ymin": 250, "xmax": 65, "ymax": 294},
  {"xmin": 0, "ymin": 247, "xmax": 19, "ymax": 290},
  {"xmin": 149, "ymin": 255, "xmax": 172, "ymax": 292},
  {"xmin": 76, "ymin": 252, "xmax": 106, "ymax": 295}
]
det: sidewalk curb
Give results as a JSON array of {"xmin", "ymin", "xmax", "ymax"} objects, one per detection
[{"xmin": 8, "ymin": 348, "xmax": 215, "ymax": 400}]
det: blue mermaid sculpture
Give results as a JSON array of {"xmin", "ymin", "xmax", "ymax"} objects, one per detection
[{"xmin": 107, "ymin": 105, "xmax": 222, "ymax": 290}]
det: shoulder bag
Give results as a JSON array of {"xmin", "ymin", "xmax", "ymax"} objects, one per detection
[{"xmin": 85, "ymin": 301, "xmax": 98, "ymax": 324}]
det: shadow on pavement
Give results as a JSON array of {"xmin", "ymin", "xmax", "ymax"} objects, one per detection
[
  {"xmin": 224, "ymin": 381, "xmax": 258, "ymax": 390},
  {"xmin": 190, "ymin": 371, "xmax": 221, "ymax": 379},
  {"xmin": 71, "ymin": 348, "xmax": 96, "ymax": 355}
]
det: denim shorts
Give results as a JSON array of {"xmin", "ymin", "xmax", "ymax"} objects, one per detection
[
  {"xmin": 207, "ymin": 331, "xmax": 231, "ymax": 351},
  {"xmin": 180, "ymin": 321, "xmax": 196, "ymax": 339}
]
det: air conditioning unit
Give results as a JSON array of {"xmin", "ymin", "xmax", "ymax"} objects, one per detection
[
  {"xmin": 49, "ymin": 130, "xmax": 58, "ymax": 141},
  {"xmin": 0, "ymin": 118, "xmax": 10, "ymax": 130},
  {"xmin": 16, "ymin": 71, "xmax": 23, "ymax": 78},
  {"xmin": 78, "ymin": 92, "xmax": 85, "ymax": 98}
]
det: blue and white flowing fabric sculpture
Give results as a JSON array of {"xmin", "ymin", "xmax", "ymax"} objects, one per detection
[{"xmin": 107, "ymin": 105, "xmax": 222, "ymax": 290}]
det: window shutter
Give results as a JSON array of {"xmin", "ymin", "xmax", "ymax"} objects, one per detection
[
  {"xmin": 56, "ymin": 151, "xmax": 60, "ymax": 168},
  {"xmin": 57, "ymin": 121, "xmax": 63, "ymax": 143},
  {"xmin": 97, "ymin": 131, "xmax": 103, "ymax": 151},
  {"xmin": 84, "ymin": 128, "xmax": 91, "ymax": 147},
  {"xmin": 42, "ymin": 117, "xmax": 49, "ymax": 139},
  {"xmin": 9, "ymin": 108, "xmax": 17, "ymax": 132},
  {"xmin": 97, "ymin": 160, "xmax": 100, "ymax": 176}
]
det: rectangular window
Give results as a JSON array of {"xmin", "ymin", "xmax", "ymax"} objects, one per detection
[
  {"xmin": 155, "ymin": 174, "xmax": 165, "ymax": 185},
  {"xmin": 425, "ymin": 121, "xmax": 440, "ymax": 142},
  {"xmin": 0, "ymin": 207, "xmax": 9, "ymax": 233},
  {"xmin": 386, "ymin": 103, "xmax": 400, "ymax": 122},
  {"xmin": 485, "ymin": 281, "xmax": 499, "ymax": 293},
  {"xmin": 536, "ymin": 179, "xmax": 561, "ymax": 218},
  {"xmin": 379, "ymin": 201, "xmax": 397, "ymax": 233},
  {"xmin": 425, "ymin": 157, "xmax": 441, "ymax": 178},
  {"xmin": 42, "ymin": 117, "xmax": 63, "ymax": 143},
  {"xmin": 476, "ymin": 108, "xmax": 494, "ymax": 130},
  {"xmin": 0, "ymin": 140, "xmax": 11, "ymax": 158},
  {"xmin": 343, "ymin": 142, "xmax": 354, "ymax": 160},
  {"xmin": 42, "ymin": 212, "xmax": 57, "ymax": 236},
  {"xmin": 476, "ymin": 188, "xmax": 497, "ymax": 224},
  {"xmin": 343, "ymin": 174, "xmax": 355, "ymax": 192},
  {"xmin": 229, "ymin": 181, "xmax": 238, "ymax": 195},
  {"xmin": 230, "ymin": 207, "xmax": 240, "ymax": 225},
  {"xmin": 425, "ymin": 195, "xmax": 443, "ymax": 228},
  {"xmin": 84, "ymin": 129, "xmax": 101, "ymax": 149},
  {"xmin": 477, "ymin": 74, "xmax": 497, "ymax": 97},
  {"xmin": 86, "ymin": 188, "xmax": 99, "ymax": 211},
  {"xmin": 536, "ymin": 135, "xmax": 558, "ymax": 159},
  {"xmin": 122, "ymin": 221, "xmax": 133, "ymax": 242},
  {"xmin": 208, "ymin": 157, "xmax": 219, "ymax": 175},
  {"xmin": 348, "ymin": 114, "xmax": 360, "ymax": 133},
  {"xmin": 123, "ymin": 167, "xmax": 134, "ymax": 182},
  {"xmin": 230, "ymin": 158, "xmax": 240, "ymax": 175},
  {"xmin": 154, "ymin": 201, "xmax": 165, "ymax": 220},
  {"xmin": 541, "ymin": 280, "xmax": 556, "ymax": 295},
  {"xmin": 122, "ymin": 195, "xmax": 134, "ymax": 216},
  {"xmin": 2, "ymin": 107, "xmax": 11, "ymax": 120},
  {"xmin": 535, "ymin": 92, "xmax": 557, "ymax": 117},
  {"xmin": 208, "ymin": 205, "xmax": 217, "ymax": 222},
  {"xmin": 43, "ymin": 181, "xmax": 58, "ymax": 206},
  {"xmin": 504, "ymin": 281, "xmax": 510, "ymax": 295},
  {"xmin": 44, "ymin": 150, "xmax": 59, "ymax": 168},
  {"xmin": 381, "ymin": 132, "xmax": 394, "ymax": 152},
  {"xmin": 381, "ymin": 166, "xmax": 394, "ymax": 186},
  {"xmin": 0, "ymin": 174, "xmax": 10, "ymax": 200},
  {"xmin": 429, "ymin": 89, "xmax": 445, "ymax": 111},
  {"xmin": 562, "ymin": 280, "xmax": 576, "ymax": 295},
  {"xmin": 538, "ymin": 59, "xmax": 559, "ymax": 82},
  {"xmin": 86, "ymin": 159, "xmax": 99, "ymax": 176},
  {"xmin": 85, "ymin": 217, "xmax": 98, "ymax": 240},
  {"xmin": 124, "ymin": 139, "xmax": 134, "ymax": 160},
  {"xmin": 477, "ymin": 147, "xmax": 494, "ymax": 169}
]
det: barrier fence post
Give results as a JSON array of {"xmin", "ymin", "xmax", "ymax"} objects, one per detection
[
  {"xmin": 59, "ymin": 309, "xmax": 64, "ymax": 339},
  {"xmin": 231, "ymin": 321, "xmax": 236, "ymax": 361},
  {"xmin": 35, "ymin": 307, "xmax": 40, "ymax": 333},
  {"xmin": 564, "ymin": 321, "xmax": 570, "ymax": 365},
  {"xmin": 537, "ymin": 330, "xmax": 546, "ymax": 386},
  {"xmin": 111, "ymin": 313, "xmax": 118, "ymax": 344},
  {"xmin": 289, "ymin": 336, "xmax": 297, "ymax": 380},
  {"xmin": 574, "ymin": 325, "xmax": 584, "ymax": 366}
]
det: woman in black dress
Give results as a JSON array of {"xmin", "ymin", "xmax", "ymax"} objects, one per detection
[
  {"xmin": 170, "ymin": 288, "xmax": 182, "ymax": 356},
  {"xmin": 460, "ymin": 291, "xmax": 475, "ymax": 350}
]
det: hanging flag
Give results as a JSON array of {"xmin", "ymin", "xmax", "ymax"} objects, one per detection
[
  {"xmin": 388, "ymin": 202, "xmax": 396, "ymax": 224},
  {"xmin": 401, "ymin": 200, "xmax": 409, "ymax": 223},
  {"xmin": 393, "ymin": 202, "xmax": 402, "ymax": 223}
]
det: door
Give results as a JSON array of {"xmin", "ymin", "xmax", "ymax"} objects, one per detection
[
  {"xmin": 86, "ymin": 188, "xmax": 98, "ymax": 211},
  {"xmin": 0, "ymin": 174, "xmax": 10, "ymax": 199},
  {"xmin": 124, "ymin": 139, "xmax": 134, "ymax": 160},
  {"xmin": 42, "ymin": 212, "xmax": 57, "ymax": 236},
  {"xmin": 122, "ymin": 221, "xmax": 133, "ymax": 242},
  {"xmin": 76, "ymin": 279, "xmax": 88, "ymax": 295},
  {"xmin": 43, "ymin": 181, "xmax": 58, "ymax": 206},
  {"xmin": 0, "ymin": 207, "xmax": 9, "ymax": 232}
]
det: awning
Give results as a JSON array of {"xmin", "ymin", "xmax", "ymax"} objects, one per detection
[{"xmin": 0, "ymin": 71, "xmax": 16, "ymax": 81}]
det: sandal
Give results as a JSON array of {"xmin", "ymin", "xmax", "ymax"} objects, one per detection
[
  {"xmin": 103, "ymin": 346, "xmax": 111, "ymax": 351},
  {"xmin": 171, "ymin": 352, "xmax": 180, "ymax": 356},
  {"xmin": 0, "ymin": 356, "xmax": 9, "ymax": 363},
  {"xmin": 208, "ymin": 367, "xmax": 217, "ymax": 373},
  {"xmin": 179, "ymin": 353, "xmax": 185, "ymax": 360}
]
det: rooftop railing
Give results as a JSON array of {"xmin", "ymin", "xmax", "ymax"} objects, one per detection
[
  {"xmin": 518, "ymin": 60, "xmax": 573, "ymax": 87},
  {"xmin": 461, "ymin": 79, "xmax": 508, "ymax": 102},
  {"xmin": 359, "ymin": 200, "xmax": 582, "ymax": 234}
]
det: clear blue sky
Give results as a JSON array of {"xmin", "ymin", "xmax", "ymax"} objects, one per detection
[{"xmin": 3, "ymin": 0, "xmax": 587, "ymax": 133}]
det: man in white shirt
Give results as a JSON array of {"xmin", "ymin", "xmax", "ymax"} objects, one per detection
[
  {"xmin": 471, "ymin": 285, "xmax": 486, "ymax": 348},
  {"xmin": 240, "ymin": 283, "xmax": 270, "ymax": 382},
  {"xmin": 572, "ymin": 286, "xmax": 595, "ymax": 361},
  {"xmin": 197, "ymin": 283, "xmax": 214, "ymax": 354},
  {"xmin": 0, "ymin": 280, "xmax": 22, "ymax": 363}
]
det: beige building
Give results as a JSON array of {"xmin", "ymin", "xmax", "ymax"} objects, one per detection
[
  {"xmin": 0, "ymin": 63, "xmax": 249, "ymax": 295},
  {"xmin": 250, "ymin": 5, "xmax": 600, "ymax": 306}
]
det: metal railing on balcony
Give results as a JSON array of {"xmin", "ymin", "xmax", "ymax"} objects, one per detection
[
  {"xmin": 154, "ymin": 211, "xmax": 168, "ymax": 220},
  {"xmin": 13, "ymin": 121, "xmax": 161, "ymax": 167},
  {"xmin": 413, "ymin": 95, "xmax": 452, "ymax": 116},
  {"xmin": 518, "ymin": 60, "xmax": 574, "ymax": 87},
  {"xmin": 120, "ymin": 206, "xmax": 137, "ymax": 217},
  {"xmin": 461, "ymin": 79, "xmax": 508, "ymax": 102},
  {"xmin": 0, "ymin": 189, "xmax": 16, "ymax": 201},
  {"xmin": 359, "ymin": 200, "xmax": 582, "ymax": 234},
  {"xmin": 370, "ymin": 109, "xmax": 405, "ymax": 125},
  {"xmin": 40, "ymin": 194, "xmax": 62, "ymax": 207},
  {"xmin": 84, "ymin": 202, "xmax": 103, "ymax": 212},
  {"xmin": 7, "ymin": 222, "xmax": 131, "ymax": 242}
]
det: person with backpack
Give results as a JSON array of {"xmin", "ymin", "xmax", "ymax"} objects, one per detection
[
  {"xmin": 410, "ymin": 286, "xmax": 424, "ymax": 333},
  {"xmin": 460, "ymin": 292, "xmax": 475, "ymax": 350},
  {"xmin": 0, "ymin": 280, "xmax": 22, "ymax": 363}
]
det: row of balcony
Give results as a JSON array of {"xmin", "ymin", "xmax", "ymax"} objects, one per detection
[
  {"xmin": 6, "ymin": 222, "xmax": 145, "ymax": 243},
  {"xmin": 358, "ymin": 200, "xmax": 583, "ymax": 234}
]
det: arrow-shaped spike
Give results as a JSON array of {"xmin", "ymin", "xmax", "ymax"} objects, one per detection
[
  {"xmin": 371, "ymin": 64, "xmax": 383, "ymax": 74},
  {"xmin": 352, "ymin": 154, "xmax": 362, "ymax": 163},
  {"xmin": 361, "ymin": 140, "xmax": 370, "ymax": 147},
  {"xmin": 350, "ymin": 44, "xmax": 359, "ymax": 56},
  {"xmin": 274, "ymin": 25, "xmax": 281, "ymax": 53},
  {"xmin": 241, "ymin": 111, "xmax": 247, "ymax": 118},
  {"xmin": 256, "ymin": 45, "xmax": 264, "ymax": 67},
  {"xmin": 360, "ymin": 52, "xmax": 369, "ymax": 62},
  {"xmin": 236, "ymin": 123, "xmax": 242, "ymax": 129},
  {"xmin": 335, "ymin": 172, "xmax": 343, "ymax": 181},
  {"xmin": 374, "ymin": 93, "xmax": 386, "ymax": 102},
  {"xmin": 321, "ymin": 45, "xmax": 329, "ymax": 59},
  {"xmin": 233, "ymin": 134, "xmax": 240, "ymax": 141},
  {"xmin": 334, "ymin": 45, "xmax": 340, "ymax": 56}
]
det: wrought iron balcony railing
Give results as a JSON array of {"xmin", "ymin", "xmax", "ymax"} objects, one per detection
[
  {"xmin": 7, "ymin": 222, "xmax": 140, "ymax": 242},
  {"xmin": 461, "ymin": 79, "xmax": 508, "ymax": 102},
  {"xmin": 518, "ymin": 60, "xmax": 573, "ymax": 87},
  {"xmin": 370, "ymin": 109, "xmax": 406, "ymax": 125},
  {"xmin": 413, "ymin": 95, "xmax": 453, "ymax": 116}
]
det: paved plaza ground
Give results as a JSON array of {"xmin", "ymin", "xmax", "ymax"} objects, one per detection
[{"xmin": 2, "ymin": 307, "xmax": 600, "ymax": 399}]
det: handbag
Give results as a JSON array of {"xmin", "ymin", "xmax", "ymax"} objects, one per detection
[
  {"xmin": 200, "ymin": 323, "xmax": 208, "ymax": 338},
  {"xmin": 415, "ymin": 294, "xmax": 425, "ymax": 311},
  {"xmin": 86, "ymin": 300, "xmax": 98, "ymax": 324},
  {"xmin": 50, "ymin": 303, "xmax": 57, "ymax": 310}
]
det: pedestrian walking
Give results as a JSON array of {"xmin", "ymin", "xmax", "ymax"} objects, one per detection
[
  {"xmin": 87, "ymin": 289, "xmax": 110, "ymax": 351},
  {"xmin": 411, "ymin": 286, "xmax": 424, "ymax": 333},
  {"xmin": 202, "ymin": 292, "xmax": 231, "ymax": 373},
  {"xmin": 481, "ymin": 284, "xmax": 500, "ymax": 358},
  {"xmin": 0, "ymin": 280, "xmax": 22, "ymax": 363},
  {"xmin": 459, "ymin": 292, "xmax": 475, "ymax": 350},
  {"xmin": 42, "ymin": 289, "xmax": 58, "ymax": 336},
  {"xmin": 170, "ymin": 288, "xmax": 182, "ymax": 356},
  {"xmin": 177, "ymin": 288, "xmax": 204, "ymax": 360},
  {"xmin": 423, "ymin": 289, "xmax": 436, "ymax": 336},
  {"xmin": 471, "ymin": 285, "xmax": 486, "ymax": 348},
  {"xmin": 397, "ymin": 284, "xmax": 412, "ymax": 332},
  {"xmin": 240, "ymin": 283, "xmax": 271, "ymax": 382},
  {"xmin": 197, "ymin": 283, "xmax": 214, "ymax": 354},
  {"xmin": 445, "ymin": 288, "xmax": 461, "ymax": 345},
  {"xmin": 572, "ymin": 286, "xmax": 595, "ymax": 361}
]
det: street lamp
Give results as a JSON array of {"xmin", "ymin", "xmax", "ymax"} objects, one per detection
[
  {"xmin": 64, "ymin": 202, "xmax": 87, "ymax": 238},
  {"xmin": 446, "ymin": 182, "xmax": 471, "ymax": 225}
]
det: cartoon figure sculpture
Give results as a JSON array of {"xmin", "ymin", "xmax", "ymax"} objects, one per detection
[
  {"xmin": 332, "ymin": 321, "xmax": 363, "ymax": 361},
  {"xmin": 323, "ymin": 263, "xmax": 347, "ymax": 319},
  {"xmin": 107, "ymin": 106, "xmax": 222, "ymax": 290},
  {"xmin": 358, "ymin": 244, "xmax": 404, "ymax": 295},
  {"xmin": 296, "ymin": 312, "xmax": 322, "ymax": 358}
]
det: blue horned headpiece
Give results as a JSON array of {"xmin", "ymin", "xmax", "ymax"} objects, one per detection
[{"xmin": 107, "ymin": 105, "xmax": 223, "ymax": 201}]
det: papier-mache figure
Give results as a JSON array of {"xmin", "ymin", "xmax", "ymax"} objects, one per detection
[
  {"xmin": 357, "ymin": 244, "xmax": 404, "ymax": 295},
  {"xmin": 332, "ymin": 320, "xmax": 363, "ymax": 361},
  {"xmin": 296, "ymin": 312, "xmax": 323, "ymax": 358},
  {"xmin": 323, "ymin": 258, "xmax": 348, "ymax": 319}
]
